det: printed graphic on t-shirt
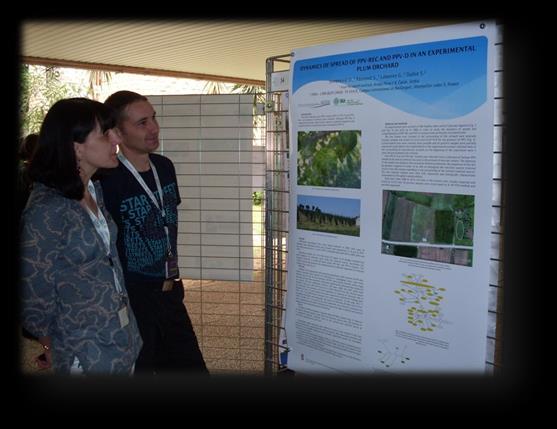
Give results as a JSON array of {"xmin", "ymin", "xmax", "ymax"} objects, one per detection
[{"xmin": 120, "ymin": 182, "xmax": 178, "ymax": 277}]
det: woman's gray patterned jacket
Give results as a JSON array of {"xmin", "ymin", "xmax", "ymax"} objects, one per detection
[{"xmin": 20, "ymin": 182, "xmax": 142, "ymax": 374}]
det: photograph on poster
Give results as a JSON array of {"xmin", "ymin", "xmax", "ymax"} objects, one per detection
[
  {"xmin": 297, "ymin": 194, "xmax": 360, "ymax": 237},
  {"xmin": 381, "ymin": 190, "xmax": 474, "ymax": 266},
  {"xmin": 297, "ymin": 130, "xmax": 361, "ymax": 189}
]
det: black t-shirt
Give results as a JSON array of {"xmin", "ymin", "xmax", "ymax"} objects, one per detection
[{"xmin": 98, "ymin": 153, "xmax": 181, "ymax": 284}]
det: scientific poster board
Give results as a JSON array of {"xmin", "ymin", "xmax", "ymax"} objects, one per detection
[{"xmin": 285, "ymin": 21, "xmax": 496, "ymax": 373}]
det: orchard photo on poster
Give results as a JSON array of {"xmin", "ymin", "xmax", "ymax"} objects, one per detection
[
  {"xmin": 297, "ymin": 194, "xmax": 361, "ymax": 237},
  {"xmin": 297, "ymin": 130, "xmax": 361, "ymax": 189}
]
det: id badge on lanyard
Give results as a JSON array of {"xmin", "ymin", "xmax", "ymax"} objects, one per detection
[
  {"xmin": 165, "ymin": 251, "xmax": 179, "ymax": 279},
  {"xmin": 118, "ymin": 295, "xmax": 130, "ymax": 328}
]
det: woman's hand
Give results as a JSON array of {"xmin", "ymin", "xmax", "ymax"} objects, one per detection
[
  {"xmin": 36, "ymin": 336, "xmax": 52, "ymax": 370},
  {"xmin": 35, "ymin": 351, "xmax": 51, "ymax": 369}
]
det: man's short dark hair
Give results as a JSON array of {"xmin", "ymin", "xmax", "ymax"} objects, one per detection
[{"xmin": 104, "ymin": 91, "xmax": 148, "ymax": 125}]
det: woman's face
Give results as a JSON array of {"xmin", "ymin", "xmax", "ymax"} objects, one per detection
[{"xmin": 75, "ymin": 121, "xmax": 122, "ymax": 176}]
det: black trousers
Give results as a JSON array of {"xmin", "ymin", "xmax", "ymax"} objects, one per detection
[{"xmin": 126, "ymin": 279, "xmax": 208, "ymax": 375}]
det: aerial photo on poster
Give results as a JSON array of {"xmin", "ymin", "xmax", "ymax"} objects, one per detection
[{"xmin": 381, "ymin": 190, "xmax": 474, "ymax": 266}]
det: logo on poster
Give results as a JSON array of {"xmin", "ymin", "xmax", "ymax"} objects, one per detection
[{"xmin": 333, "ymin": 97, "xmax": 362, "ymax": 106}]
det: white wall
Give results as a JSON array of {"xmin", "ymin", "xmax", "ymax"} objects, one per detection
[{"xmin": 148, "ymin": 94, "xmax": 264, "ymax": 281}]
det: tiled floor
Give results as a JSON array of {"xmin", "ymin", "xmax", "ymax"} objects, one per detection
[{"xmin": 183, "ymin": 275, "xmax": 265, "ymax": 375}]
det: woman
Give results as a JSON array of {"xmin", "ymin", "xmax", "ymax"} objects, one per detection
[{"xmin": 20, "ymin": 98, "xmax": 142, "ymax": 375}]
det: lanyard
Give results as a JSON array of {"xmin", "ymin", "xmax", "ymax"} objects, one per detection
[
  {"xmin": 117, "ymin": 153, "xmax": 173, "ymax": 255},
  {"xmin": 84, "ymin": 180, "xmax": 123, "ymax": 295}
]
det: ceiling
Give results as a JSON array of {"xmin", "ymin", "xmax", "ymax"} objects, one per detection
[{"xmin": 21, "ymin": 19, "xmax": 458, "ymax": 85}]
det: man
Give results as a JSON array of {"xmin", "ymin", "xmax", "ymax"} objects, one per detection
[{"xmin": 99, "ymin": 91, "xmax": 207, "ymax": 374}]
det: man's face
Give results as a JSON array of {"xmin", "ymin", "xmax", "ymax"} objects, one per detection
[{"xmin": 119, "ymin": 100, "xmax": 160, "ymax": 154}]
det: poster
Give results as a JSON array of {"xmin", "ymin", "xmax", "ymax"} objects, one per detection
[{"xmin": 285, "ymin": 21, "xmax": 496, "ymax": 373}]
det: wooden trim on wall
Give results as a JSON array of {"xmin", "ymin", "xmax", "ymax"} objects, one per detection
[{"xmin": 21, "ymin": 56, "xmax": 265, "ymax": 87}]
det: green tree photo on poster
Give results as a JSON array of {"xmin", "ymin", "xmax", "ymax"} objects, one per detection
[{"xmin": 297, "ymin": 130, "xmax": 361, "ymax": 189}]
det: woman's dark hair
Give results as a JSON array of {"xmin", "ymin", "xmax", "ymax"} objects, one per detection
[
  {"xmin": 104, "ymin": 90, "xmax": 147, "ymax": 125},
  {"xmin": 28, "ymin": 97, "xmax": 116, "ymax": 200}
]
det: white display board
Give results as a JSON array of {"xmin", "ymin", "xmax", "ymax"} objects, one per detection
[{"xmin": 285, "ymin": 21, "xmax": 496, "ymax": 373}]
